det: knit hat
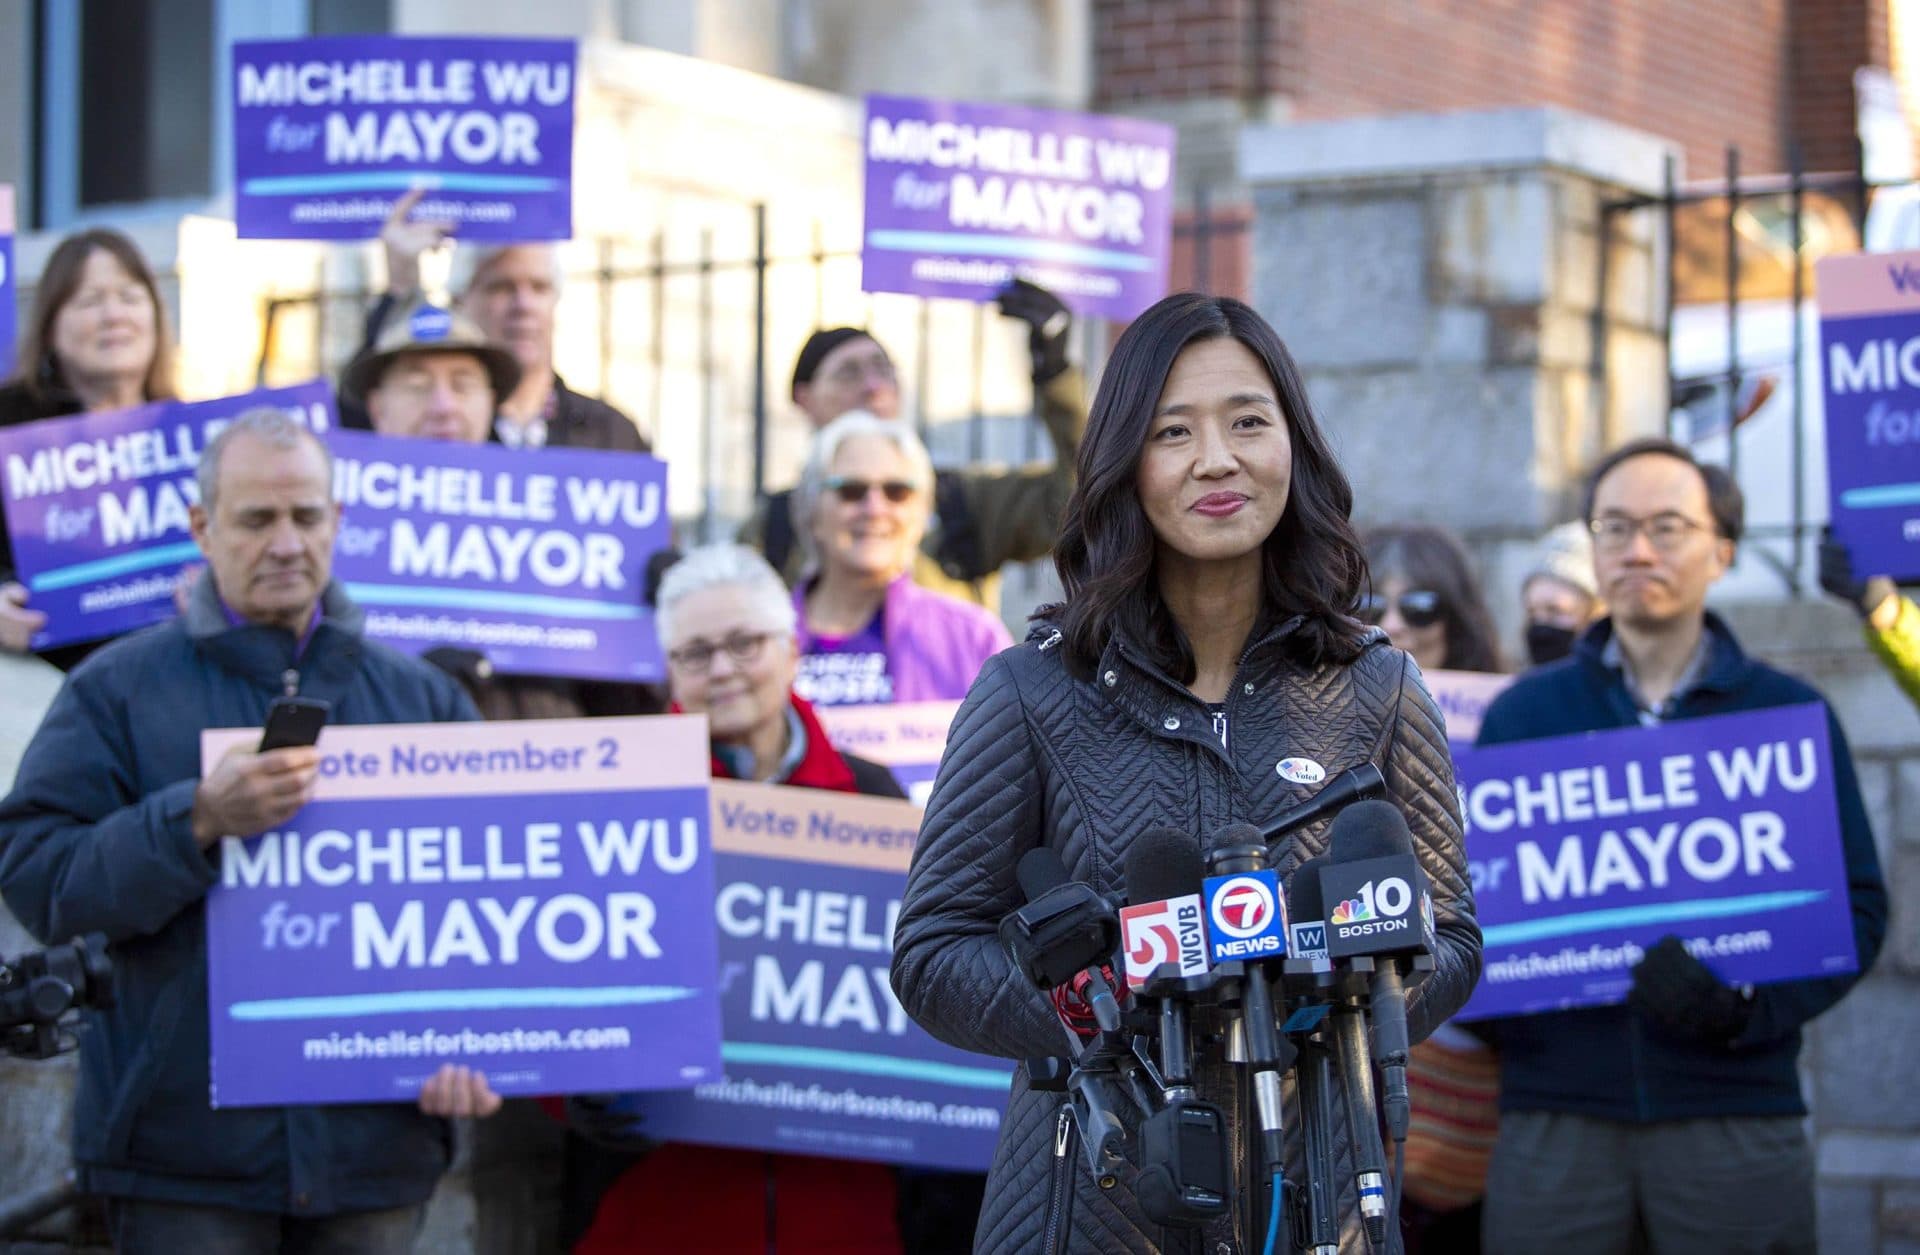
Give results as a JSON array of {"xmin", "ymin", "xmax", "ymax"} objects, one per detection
[
  {"xmin": 1524, "ymin": 521, "xmax": 1599, "ymax": 599},
  {"xmin": 341, "ymin": 300, "xmax": 521, "ymax": 404},
  {"xmin": 790, "ymin": 327, "xmax": 873, "ymax": 395}
]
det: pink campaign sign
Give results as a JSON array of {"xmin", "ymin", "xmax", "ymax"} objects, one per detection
[
  {"xmin": 1422, "ymin": 669, "xmax": 1514, "ymax": 746},
  {"xmin": 1814, "ymin": 249, "xmax": 1920, "ymax": 320},
  {"xmin": 202, "ymin": 714, "xmax": 710, "ymax": 801}
]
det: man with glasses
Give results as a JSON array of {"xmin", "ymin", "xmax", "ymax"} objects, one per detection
[
  {"xmin": 749, "ymin": 280, "xmax": 1089, "ymax": 610},
  {"xmin": 1471, "ymin": 438, "xmax": 1887, "ymax": 1252}
]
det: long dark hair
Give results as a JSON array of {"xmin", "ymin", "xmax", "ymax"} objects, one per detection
[
  {"xmin": 1363, "ymin": 523, "xmax": 1503, "ymax": 673},
  {"xmin": 13, "ymin": 228, "xmax": 176, "ymax": 404},
  {"xmin": 1046, "ymin": 293, "xmax": 1369, "ymax": 680}
]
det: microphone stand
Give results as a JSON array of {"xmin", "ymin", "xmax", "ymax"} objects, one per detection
[{"xmin": 1294, "ymin": 1028, "xmax": 1342, "ymax": 1255}]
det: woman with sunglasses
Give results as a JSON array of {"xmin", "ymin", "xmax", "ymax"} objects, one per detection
[
  {"xmin": 563, "ymin": 543, "xmax": 911, "ymax": 1254},
  {"xmin": 892, "ymin": 294, "xmax": 1481, "ymax": 1253},
  {"xmin": 1360, "ymin": 524, "xmax": 1503, "ymax": 675},
  {"xmin": 790, "ymin": 411, "xmax": 1013, "ymax": 707},
  {"xmin": 1360, "ymin": 523, "xmax": 1503, "ymax": 1255}
]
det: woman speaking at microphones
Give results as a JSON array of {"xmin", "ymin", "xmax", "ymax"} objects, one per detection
[{"xmin": 890, "ymin": 294, "xmax": 1482, "ymax": 1254}]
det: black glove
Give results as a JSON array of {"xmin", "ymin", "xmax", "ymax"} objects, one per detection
[
  {"xmin": 996, "ymin": 278, "xmax": 1073, "ymax": 384},
  {"xmin": 1818, "ymin": 527, "xmax": 1896, "ymax": 619},
  {"xmin": 1627, "ymin": 935, "xmax": 1753, "ymax": 1045}
]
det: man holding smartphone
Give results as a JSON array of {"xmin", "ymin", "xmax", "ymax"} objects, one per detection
[{"xmin": 0, "ymin": 409, "xmax": 496, "ymax": 1254}]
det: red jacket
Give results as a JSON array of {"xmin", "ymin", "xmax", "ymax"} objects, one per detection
[{"xmin": 571, "ymin": 692, "xmax": 904, "ymax": 1253}]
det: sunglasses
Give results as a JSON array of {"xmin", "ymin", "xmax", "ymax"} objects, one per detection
[
  {"xmin": 1359, "ymin": 589, "xmax": 1446, "ymax": 629},
  {"xmin": 825, "ymin": 476, "xmax": 917, "ymax": 505}
]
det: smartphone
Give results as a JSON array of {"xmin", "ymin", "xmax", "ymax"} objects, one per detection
[{"xmin": 259, "ymin": 696, "xmax": 330, "ymax": 752}]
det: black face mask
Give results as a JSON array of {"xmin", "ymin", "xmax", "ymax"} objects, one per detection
[{"xmin": 1526, "ymin": 622, "xmax": 1579, "ymax": 666}]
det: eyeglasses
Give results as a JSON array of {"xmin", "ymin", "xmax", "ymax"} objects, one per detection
[
  {"xmin": 825, "ymin": 476, "xmax": 917, "ymax": 505},
  {"xmin": 1588, "ymin": 513, "xmax": 1712, "ymax": 553},
  {"xmin": 1359, "ymin": 589, "xmax": 1445, "ymax": 629},
  {"xmin": 824, "ymin": 355, "xmax": 897, "ymax": 388},
  {"xmin": 667, "ymin": 631, "xmax": 773, "ymax": 674}
]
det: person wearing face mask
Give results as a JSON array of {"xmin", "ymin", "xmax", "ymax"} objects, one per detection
[
  {"xmin": 1359, "ymin": 523, "xmax": 1504, "ymax": 1254},
  {"xmin": 748, "ymin": 279, "xmax": 1089, "ymax": 611},
  {"xmin": 340, "ymin": 188, "xmax": 646, "ymax": 453},
  {"xmin": 558, "ymin": 543, "xmax": 911, "ymax": 1254},
  {"xmin": 1519, "ymin": 522, "xmax": 1603, "ymax": 667},
  {"xmin": 0, "ymin": 229, "xmax": 178, "ymax": 667},
  {"xmin": 789, "ymin": 412, "xmax": 1013, "ymax": 707}
]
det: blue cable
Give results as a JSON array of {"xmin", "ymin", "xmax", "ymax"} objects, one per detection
[{"xmin": 1264, "ymin": 1171, "xmax": 1283, "ymax": 1255}]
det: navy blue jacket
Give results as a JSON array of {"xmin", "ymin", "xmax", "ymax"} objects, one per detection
[
  {"xmin": 0, "ymin": 580, "xmax": 478, "ymax": 1213},
  {"xmin": 1475, "ymin": 613, "xmax": 1887, "ymax": 1121}
]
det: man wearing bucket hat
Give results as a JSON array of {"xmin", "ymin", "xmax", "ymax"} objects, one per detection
[
  {"xmin": 344, "ymin": 302, "xmax": 522, "ymax": 445},
  {"xmin": 339, "ymin": 188, "xmax": 646, "ymax": 453}
]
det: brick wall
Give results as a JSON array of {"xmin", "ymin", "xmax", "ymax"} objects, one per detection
[{"xmin": 1094, "ymin": 0, "xmax": 1898, "ymax": 179}]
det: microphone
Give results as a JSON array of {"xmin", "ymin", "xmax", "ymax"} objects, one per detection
[
  {"xmin": 1284, "ymin": 853, "xmax": 1333, "ymax": 970},
  {"xmin": 1001, "ymin": 848, "xmax": 1122, "ymax": 1033},
  {"xmin": 1122, "ymin": 829, "xmax": 1229, "ymax": 1227},
  {"xmin": 1324, "ymin": 799, "xmax": 1436, "ymax": 1145},
  {"xmin": 1202, "ymin": 822, "xmax": 1295, "ymax": 1178},
  {"xmin": 1259, "ymin": 762, "xmax": 1387, "ymax": 842}
]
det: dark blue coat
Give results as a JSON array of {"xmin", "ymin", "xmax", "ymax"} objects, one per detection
[
  {"xmin": 1475, "ymin": 613, "xmax": 1888, "ymax": 1121},
  {"xmin": 0, "ymin": 580, "xmax": 478, "ymax": 1213}
]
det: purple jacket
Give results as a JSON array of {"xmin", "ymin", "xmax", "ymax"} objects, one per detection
[{"xmin": 794, "ymin": 575, "xmax": 1013, "ymax": 703}]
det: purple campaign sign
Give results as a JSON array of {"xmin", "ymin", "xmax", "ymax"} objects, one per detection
[
  {"xmin": 0, "ymin": 382, "xmax": 333, "ymax": 650},
  {"xmin": 1454, "ymin": 703, "xmax": 1858, "ymax": 1021},
  {"xmin": 814, "ymin": 701, "xmax": 960, "ymax": 808},
  {"xmin": 862, "ymin": 94, "xmax": 1174, "ymax": 322},
  {"xmin": 328, "ymin": 429, "xmax": 668, "ymax": 682},
  {"xmin": 1816, "ymin": 250, "xmax": 1920, "ymax": 580},
  {"xmin": 202, "ymin": 718, "xmax": 723, "ymax": 1106},
  {"xmin": 628, "ymin": 782, "xmax": 1006, "ymax": 1171},
  {"xmin": 232, "ymin": 37, "xmax": 575, "ymax": 240}
]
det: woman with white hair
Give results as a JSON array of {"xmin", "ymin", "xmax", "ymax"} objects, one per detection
[
  {"xmin": 654, "ymin": 543, "xmax": 901, "ymax": 792},
  {"xmin": 564, "ymin": 543, "xmax": 909, "ymax": 1253},
  {"xmin": 791, "ymin": 412, "xmax": 1012, "ymax": 706}
]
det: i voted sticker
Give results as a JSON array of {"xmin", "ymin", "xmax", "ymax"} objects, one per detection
[{"xmin": 1276, "ymin": 757, "xmax": 1326, "ymax": 785}]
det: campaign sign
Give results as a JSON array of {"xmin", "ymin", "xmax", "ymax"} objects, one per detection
[
  {"xmin": 813, "ymin": 700, "xmax": 961, "ymax": 806},
  {"xmin": 1455, "ymin": 703, "xmax": 1859, "ymax": 1020},
  {"xmin": 1119, "ymin": 893, "xmax": 1209, "ymax": 989},
  {"xmin": 0, "ymin": 382, "xmax": 333, "ymax": 649},
  {"xmin": 328, "ymin": 430, "xmax": 669, "ymax": 682},
  {"xmin": 625, "ymin": 781, "xmax": 1006, "ymax": 1171},
  {"xmin": 232, "ymin": 36, "xmax": 575, "ymax": 240},
  {"xmin": 1817, "ymin": 249, "xmax": 1920, "ymax": 580},
  {"xmin": 1424, "ymin": 669, "xmax": 1513, "ymax": 748},
  {"xmin": 1202, "ymin": 870, "xmax": 1287, "ymax": 963},
  {"xmin": 862, "ymin": 94, "xmax": 1175, "ymax": 321},
  {"xmin": 0, "ymin": 186, "xmax": 15, "ymax": 372},
  {"xmin": 201, "ymin": 716, "xmax": 721, "ymax": 1106}
]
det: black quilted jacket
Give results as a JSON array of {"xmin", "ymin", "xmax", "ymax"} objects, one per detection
[{"xmin": 892, "ymin": 619, "xmax": 1481, "ymax": 1254}]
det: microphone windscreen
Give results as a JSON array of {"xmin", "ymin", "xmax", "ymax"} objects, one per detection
[
  {"xmin": 1125, "ymin": 827, "xmax": 1203, "ymax": 905},
  {"xmin": 1016, "ymin": 847, "xmax": 1071, "ymax": 903},
  {"xmin": 1287, "ymin": 854, "xmax": 1331, "ymax": 923},
  {"xmin": 1208, "ymin": 821, "xmax": 1265, "ymax": 853},
  {"xmin": 1327, "ymin": 799, "xmax": 1416, "ymax": 862}
]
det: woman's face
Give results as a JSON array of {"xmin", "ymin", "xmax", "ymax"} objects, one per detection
[
  {"xmin": 1136, "ymin": 338, "xmax": 1293, "ymax": 567},
  {"xmin": 811, "ymin": 435, "xmax": 929, "ymax": 585},
  {"xmin": 1373, "ymin": 574, "xmax": 1450, "ymax": 672},
  {"xmin": 1523, "ymin": 575, "xmax": 1596, "ymax": 632},
  {"xmin": 664, "ymin": 583, "xmax": 799, "ymax": 742},
  {"xmin": 52, "ymin": 249, "xmax": 158, "ymax": 396}
]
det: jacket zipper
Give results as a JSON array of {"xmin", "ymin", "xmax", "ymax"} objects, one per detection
[
  {"xmin": 1043, "ymin": 1107, "xmax": 1076, "ymax": 1255},
  {"xmin": 1211, "ymin": 708, "xmax": 1229, "ymax": 749},
  {"xmin": 282, "ymin": 668, "xmax": 300, "ymax": 697}
]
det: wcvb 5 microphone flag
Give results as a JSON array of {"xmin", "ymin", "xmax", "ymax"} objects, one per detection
[
  {"xmin": 1119, "ymin": 892, "xmax": 1209, "ymax": 990},
  {"xmin": 1202, "ymin": 870, "xmax": 1288, "ymax": 961}
]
